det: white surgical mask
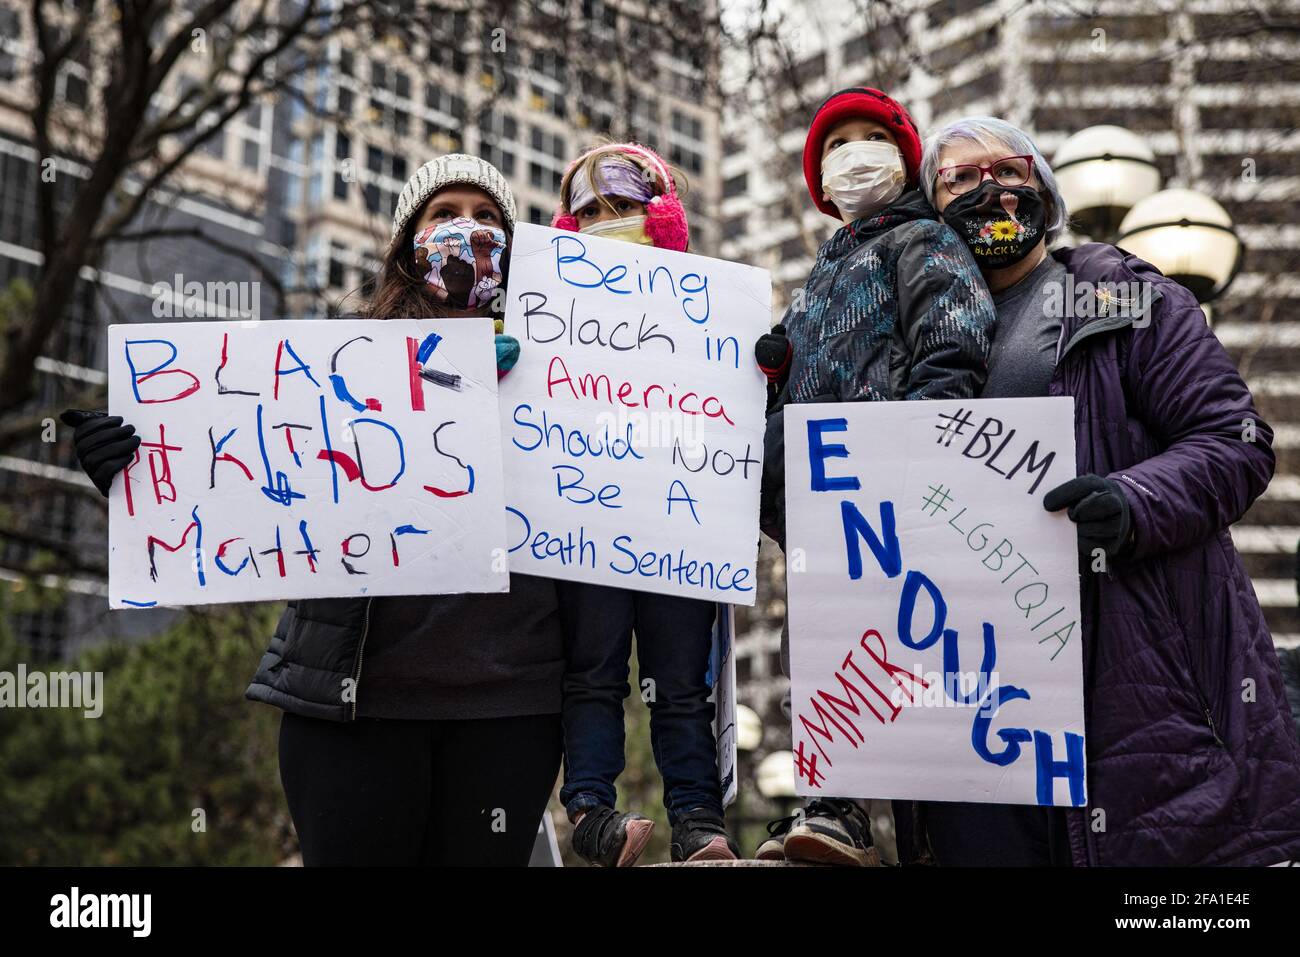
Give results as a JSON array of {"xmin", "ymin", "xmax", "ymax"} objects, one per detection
[
  {"xmin": 821, "ymin": 140, "xmax": 906, "ymax": 222},
  {"xmin": 579, "ymin": 214, "xmax": 652, "ymax": 245}
]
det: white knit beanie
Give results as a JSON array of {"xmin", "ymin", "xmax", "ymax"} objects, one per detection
[{"xmin": 390, "ymin": 153, "xmax": 517, "ymax": 240}]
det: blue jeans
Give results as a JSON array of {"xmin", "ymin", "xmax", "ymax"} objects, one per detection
[{"xmin": 557, "ymin": 581, "xmax": 721, "ymax": 826}]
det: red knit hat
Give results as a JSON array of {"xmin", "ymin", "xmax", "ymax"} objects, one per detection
[{"xmin": 803, "ymin": 87, "xmax": 922, "ymax": 219}]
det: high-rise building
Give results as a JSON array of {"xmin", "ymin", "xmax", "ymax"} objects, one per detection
[
  {"xmin": 268, "ymin": 1, "xmax": 722, "ymax": 321},
  {"xmin": 722, "ymin": 0, "xmax": 1300, "ymax": 784},
  {"xmin": 0, "ymin": 0, "xmax": 722, "ymax": 655}
]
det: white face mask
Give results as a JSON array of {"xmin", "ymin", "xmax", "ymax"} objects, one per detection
[
  {"xmin": 579, "ymin": 214, "xmax": 652, "ymax": 245},
  {"xmin": 821, "ymin": 140, "xmax": 906, "ymax": 222}
]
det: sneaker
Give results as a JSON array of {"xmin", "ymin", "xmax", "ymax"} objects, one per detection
[
  {"xmin": 782, "ymin": 798, "xmax": 874, "ymax": 867},
  {"xmin": 755, "ymin": 814, "xmax": 799, "ymax": 861},
  {"xmin": 670, "ymin": 808, "xmax": 739, "ymax": 863},
  {"xmin": 571, "ymin": 806, "xmax": 656, "ymax": 867}
]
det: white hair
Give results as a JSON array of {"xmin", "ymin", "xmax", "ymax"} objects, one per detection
[{"xmin": 920, "ymin": 116, "xmax": 1069, "ymax": 244}]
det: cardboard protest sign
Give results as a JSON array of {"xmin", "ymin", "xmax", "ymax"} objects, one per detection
[
  {"xmin": 498, "ymin": 224, "xmax": 770, "ymax": 605},
  {"xmin": 784, "ymin": 398, "xmax": 1085, "ymax": 807},
  {"xmin": 106, "ymin": 319, "xmax": 508, "ymax": 608}
]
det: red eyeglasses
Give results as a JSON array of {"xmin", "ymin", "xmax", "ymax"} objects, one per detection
[{"xmin": 936, "ymin": 155, "xmax": 1035, "ymax": 196}]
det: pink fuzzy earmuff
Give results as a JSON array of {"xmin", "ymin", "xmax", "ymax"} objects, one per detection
[
  {"xmin": 550, "ymin": 143, "xmax": 689, "ymax": 252},
  {"xmin": 550, "ymin": 210, "xmax": 580, "ymax": 231}
]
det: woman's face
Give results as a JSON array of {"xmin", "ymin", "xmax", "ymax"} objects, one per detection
[
  {"xmin": 932, "ymin": 138, "xmax": 1042, "ymax": 214},
  {"xmin": 574, "ymin": 195, "xmax": 648, "ymax": 227},
  {"xmin": 820, "ymin": 118, "xmax": 899, "ymax": 163},
  {"xmin": 409, "ymin": 185, "xmax": 507, "ymax": 317},
  {"xmin": 412, "ymin": 185, "xmax": 506, "ymax": 232}
]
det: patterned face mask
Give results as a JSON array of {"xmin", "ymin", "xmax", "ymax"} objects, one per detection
[
  {"xmin": 413, "ymin": 217, "xmax": 507, "ymax": 310},
  {"xmin": 941, "ymin": 181, "xmax": 1046, "ymax": 269}
]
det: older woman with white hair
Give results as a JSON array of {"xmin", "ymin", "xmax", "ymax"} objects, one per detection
[
  {"xmin": 903, "ymin": 116, "xmax": 1300, "ymax": 867},
  {"xmin": 920, "ymin": 118, "xmax": 1071, "ymax": 400}
]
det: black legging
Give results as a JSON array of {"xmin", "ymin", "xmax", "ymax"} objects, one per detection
[{"xmin": 278, "ymin": 710, "xmax": 562, "ymax": 866}]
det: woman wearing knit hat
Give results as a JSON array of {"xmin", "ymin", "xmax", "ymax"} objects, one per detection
[
  {"xmin": 62, "ymin": 154, "xmax": 566, "ymax": 866},
  {"xmin": 545, "ymin": 141, "xmax": 739, "ymax": 867},
  {"xmin": 751, "ymin": 88, "xmax": 998, "ymax": 866}
]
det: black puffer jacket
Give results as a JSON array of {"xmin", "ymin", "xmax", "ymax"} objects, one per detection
[
  {"xmin": 245, "ymin": 575, "xmax": 565, "ymax": 723},
  {"xmin": 247, "ymin": 598, "xmax": 372, "ymax": 723},
  {"xmin": 243, "ymin": 307, "xmax": 566, "ymax": 724},
  {"xmin": 759, "ymin": 190, "xmax": 996, "ymax": 547}
]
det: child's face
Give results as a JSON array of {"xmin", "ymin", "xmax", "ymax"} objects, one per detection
[
  {"xmin": 820, "ymin": 118, "xmax": 899, "ymax": 163},
  {"xmin": 575, "ymin": 194, "xmax": 648, "ymax": 227}
]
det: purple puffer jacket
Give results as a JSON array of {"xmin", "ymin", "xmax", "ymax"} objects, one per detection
[{"xmin": 1051, "ymin": 243, "xmax": 1300, "ymax": 866}]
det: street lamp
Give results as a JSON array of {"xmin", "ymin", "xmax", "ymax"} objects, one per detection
[
  {"xmin": 736, "ymin": 703, "xmax": 763, "ymax": 752},
  {"xmin": 1053, "ymin": 125, "xmax": 1162, "ymax": 241},
  {"xmin": 1054, "ymin": 125, "xmax": 1243, "ymax": 305},
  {"xmin": 756, "ymin": 750, "xmax": 797, "ymax": 800},
  {"xmin": 1115, "ymin": 188, "xmax": 1243, "ymax": 304}
]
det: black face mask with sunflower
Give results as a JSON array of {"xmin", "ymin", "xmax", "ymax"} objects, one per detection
[{"xmin": 942, "ymin": 181, "xmax": 1046, "ymax": 268}]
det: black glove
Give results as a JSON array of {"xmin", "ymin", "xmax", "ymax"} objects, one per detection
[
  {"xmin": 1043, "ymin": 474, "xmax": 1133, "ymax": 561},
  {"xmin": 755, "ymin": 324, "xmax": 792, "ymax": 384},
  {"xmin": 61, "ymin": 409, "xmax": 140, "ymax": 497}
]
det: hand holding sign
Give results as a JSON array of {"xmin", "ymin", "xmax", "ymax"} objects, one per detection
[
  {"xmin": 1043, "ymin": 474, "xmax": 1133, "ymax": 559},
  {"xmin": 62, "ymin": 410, "xmax": 142, "ymax": 496}
]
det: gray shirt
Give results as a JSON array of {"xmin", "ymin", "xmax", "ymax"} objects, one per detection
[{"xmin": 981, "ymin": 254, "xmax": 1066, "ymax": 399}]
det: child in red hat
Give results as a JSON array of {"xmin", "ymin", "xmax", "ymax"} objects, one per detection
[{"xmin": 754, "ymin": 88, "xmax": 998, "ymax": 866}]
